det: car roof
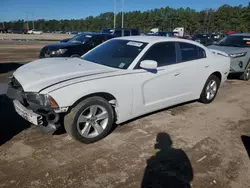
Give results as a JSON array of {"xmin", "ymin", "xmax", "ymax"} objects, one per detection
[
  {"xmin": 230, "ymin": 33, "xmax": 250, "ymax": 36},
  {"xmin": 79, "ymin": 32, "xmax": 112, "ymax": 36},
  {"xmin": 116, "ymin": 36, "xmax": 194, "ymax": 44}
]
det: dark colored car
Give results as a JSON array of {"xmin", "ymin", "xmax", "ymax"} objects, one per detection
[
  {"xmin": 0, "ymin": 28, "xmax": 8, "ymax": 33},
  {"xmin": 101, "ymin": 28, "xmax": 140, "ymax": 37},
  {"xmin": 40, "ymin": 33, "xmax": 115, "ymax": 58},
  {"xmin": 8, "ymin": 29, "xmax": 26, "ymax": 34},
  {"xmin": 146, "ymin": 31, "xmax": 175, "ymax": 37},
  {"xmin": 192, "ymin": 34, "xmax": 214, "ymax": 46}
]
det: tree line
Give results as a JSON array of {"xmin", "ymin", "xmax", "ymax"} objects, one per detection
[{"xmin": 3, "ymin": 3, "xmax": 250, "ymax": 34}]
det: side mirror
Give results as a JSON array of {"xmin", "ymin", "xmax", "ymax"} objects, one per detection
[{"xmin": 140, "ymin": 60, "xmax": 158, "ymax": 70}]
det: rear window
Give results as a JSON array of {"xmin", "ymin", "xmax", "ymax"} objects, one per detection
[{"xmin": 179, "ymin": 42, "xmax": 206, "ymax": 62}]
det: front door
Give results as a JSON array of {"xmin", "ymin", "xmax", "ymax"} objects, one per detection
[{"xmin": 132, "ymin": 42, "xmax": 209, "ymax": 116}]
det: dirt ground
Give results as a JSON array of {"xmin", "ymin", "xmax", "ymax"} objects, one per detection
[
  {"xmin": 0, "ymin": 33, "xmax": 73, "ymax": 41},
  {"xmin": 0, "ymin": 41, "xmax": 250, "ymax": 188}
]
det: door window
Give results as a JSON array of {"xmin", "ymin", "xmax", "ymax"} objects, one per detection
[
  {"xmin": 140, "ymin": 42, "xmax": 177, "ymax": 67},
  {"xmin": 131, "ymin": 29, "xmax": 139, "ymax": 35},
  {"xmin": 114, "ymin": 30, "xmax": 122, "ymax": 36},
  {"xmin": 124, "ymin": 30, "xmax": 131, "ymax": 36}
]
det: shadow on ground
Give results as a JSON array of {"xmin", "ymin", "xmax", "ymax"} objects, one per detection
[
  {"xmin": 0, "ymin": 94, "xmax": 30, "ymax": 146},
  {"xmin": 0, "ymin": 62, "xmax": 24, "ymax": 74},
  {"xmin": 141, "ymin": 132, "xmax": 193, "ymax": 188},
  {"xmin": 241, "ymin": 135, "xmax": 250, "ymax": 159}
]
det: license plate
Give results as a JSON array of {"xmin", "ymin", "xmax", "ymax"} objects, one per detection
[{"xmin": 13, "ymin": 100, "xmax": 41, "ymax": 125}]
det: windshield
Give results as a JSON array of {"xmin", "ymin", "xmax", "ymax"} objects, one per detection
[
  {"xmin": 82, "ymin": 39, "xmax": 148, "ymax": 69},
  {"xmin": 102, "ymin": 28, "xmax": 114, "ymax": 34},
  {"xmin": 216, "ymin": 35, "xmax": 250, "ymax": 47},
  {"xmin": 68, "ymin": 34, "xmax": 92, "ymax": 44}
]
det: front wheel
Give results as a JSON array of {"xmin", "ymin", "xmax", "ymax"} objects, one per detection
[
  {"xmin": 64, "ymin": 96, "xmax": 114, "ymax": 144},
  {"xmin": 199, "ymin": 75, "xmax": 220, "ymax": 104},
  {"xmin": 240, "ymin": 67, "xmax": 250, "ymax": 81}
]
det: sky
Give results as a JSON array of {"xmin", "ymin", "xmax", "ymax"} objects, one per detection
[{"xmin": 0, "ymin": 0, "xmax": 249, "ymax": 21}]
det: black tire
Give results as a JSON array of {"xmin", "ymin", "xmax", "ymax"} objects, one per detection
[
  {"xmin": 64, "ymin": 96, "xmax": 114, "ymax": 144},
  {"xmin": 70, "ymin": 54, "xmax": 81, "ymax": 58},
  {"xmin": 199, "ymin": 75, "xmax": 220, "ymax": 104},
  {"xmin": 239, "ymin": 66, "xmax": 250, "ymax": 81}
]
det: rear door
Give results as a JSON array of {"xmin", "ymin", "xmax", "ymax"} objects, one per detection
[{"xmin": 176, "ymin": 42, "xmax": 211, "ymax": 97}]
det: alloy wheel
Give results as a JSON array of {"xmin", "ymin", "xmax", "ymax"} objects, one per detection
[
  {"xmin": 77, "ymin": 105, "xmax": 109, "ymax": 138},
  {"xmin": 205, "ymin": 80, "xmax": 217, "ymax": 100}
]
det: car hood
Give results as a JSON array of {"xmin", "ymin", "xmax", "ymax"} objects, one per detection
[
  {"xmin": 13, "ymin": 58, "xmax": 116, "ymax": 92},
  {"xmin": 44, "ymin": 42, "xmax": 81, "ymax": 50},
  {"xmin": 208, "ymin": 45, "xmax": 246, "ymax": 54}
]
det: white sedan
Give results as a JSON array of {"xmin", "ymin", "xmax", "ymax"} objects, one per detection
[
  {"xmin": 28, "ymin": 29, "xmax": 43, "ymax": 35},
  {"xmin": 7, "ymin": 36, "xmax": 230, "ymax": 143}
]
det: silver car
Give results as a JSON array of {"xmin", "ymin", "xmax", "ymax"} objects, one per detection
[{"xmin": 208, "ymin": 33, "xmax": 250, "ymax": 80}]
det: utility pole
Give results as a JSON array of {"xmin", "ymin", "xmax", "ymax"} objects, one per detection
[
  {"xmin": 32, "ymin": 13, "xmax": 35, "ymax": 30},
  {"xmin": 26, "ymin": 12, "xmax": 29, "ymax": 30},
  {"xmin": 121, "ymin": 0, "xmax": 124, "ymax": 28},
  {"xmin": 114, "ymin": 0, "xmax": 116, "ymax": 29},
  {"xmin": 2, "ymin": 22, "xmax": 5, "ymax": 29}
]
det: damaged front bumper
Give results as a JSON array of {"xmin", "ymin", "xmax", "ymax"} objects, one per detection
[
  {"xmin": 12, "ymin": 99, "xmax": 60, "ymax": 133},
  {"xmin": 6, "ymin": 78, "xmax": 65, "ymax": 133}
]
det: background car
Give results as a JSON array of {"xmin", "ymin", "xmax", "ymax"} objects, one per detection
[
  {"xmin": 8, "ymin": 36, "xmax": 230, "ymax": 143},
  {"xmin": 208, "ymin": 33, "xmax": 250, "ymax": 80},
  {"xmin": 40, "ymin": 33, "xmax": 115, "ymax": 58},
  {"xmin": 28, "ymin": 29, "xmax": 43, "ymax": 35},
  {"xmin": 8, "ymin": 29, "xmax": 26, "ymax": 34},
  {"xmin": 146, "ymin": 31, "xmax": 175, "ymax": 37},
  {"xmin": 101, "ymin": 28, "xmax": 140, "ymax": 37},
  {"xmin": 192, "ymin": 34, "xmax": 214, "ymax": 46}
]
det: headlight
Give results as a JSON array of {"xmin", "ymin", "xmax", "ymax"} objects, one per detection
[
  {"xmin": 25, "ymin": 93, "xmax": 59, "ymax": 108},
  {"xmin": 51, "ymin": 49, "xmax": 67, "ymax": 55},
  {"xmin": 229, "ymin": 52, "xmax": 247, "ymax": 58}
]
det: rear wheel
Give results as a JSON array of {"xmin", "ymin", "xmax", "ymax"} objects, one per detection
[
  {"xmin": 64, "ymin": 96, "xmax": 114, "ymax": 144},
  {"xmin": 199, "ymin": 75, "xmax": 220, "ymax": 104}
]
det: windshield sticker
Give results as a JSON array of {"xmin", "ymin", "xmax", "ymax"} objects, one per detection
[
  {"xmin": 118, "ymin": 63, "xmax": 126, "ymax": 68},
  {"xmin": 86, "ymin": 35, "xmax": 92, "ymax": 38},
  {"xmin": 127, "ymin": 41, "xmax": 143, "ymax": 47},
  {"xmin": 243, "ymin": 38, "xmax": 250, "ymax": 40}
]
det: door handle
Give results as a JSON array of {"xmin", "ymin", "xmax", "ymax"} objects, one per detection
[
  {"xmin": 205, "ymin": 65, "xmax": 210, "ymax": 68},
  {"xmin": 174, "ymin": 72, "xmax": 180, "ymax": 76}
]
